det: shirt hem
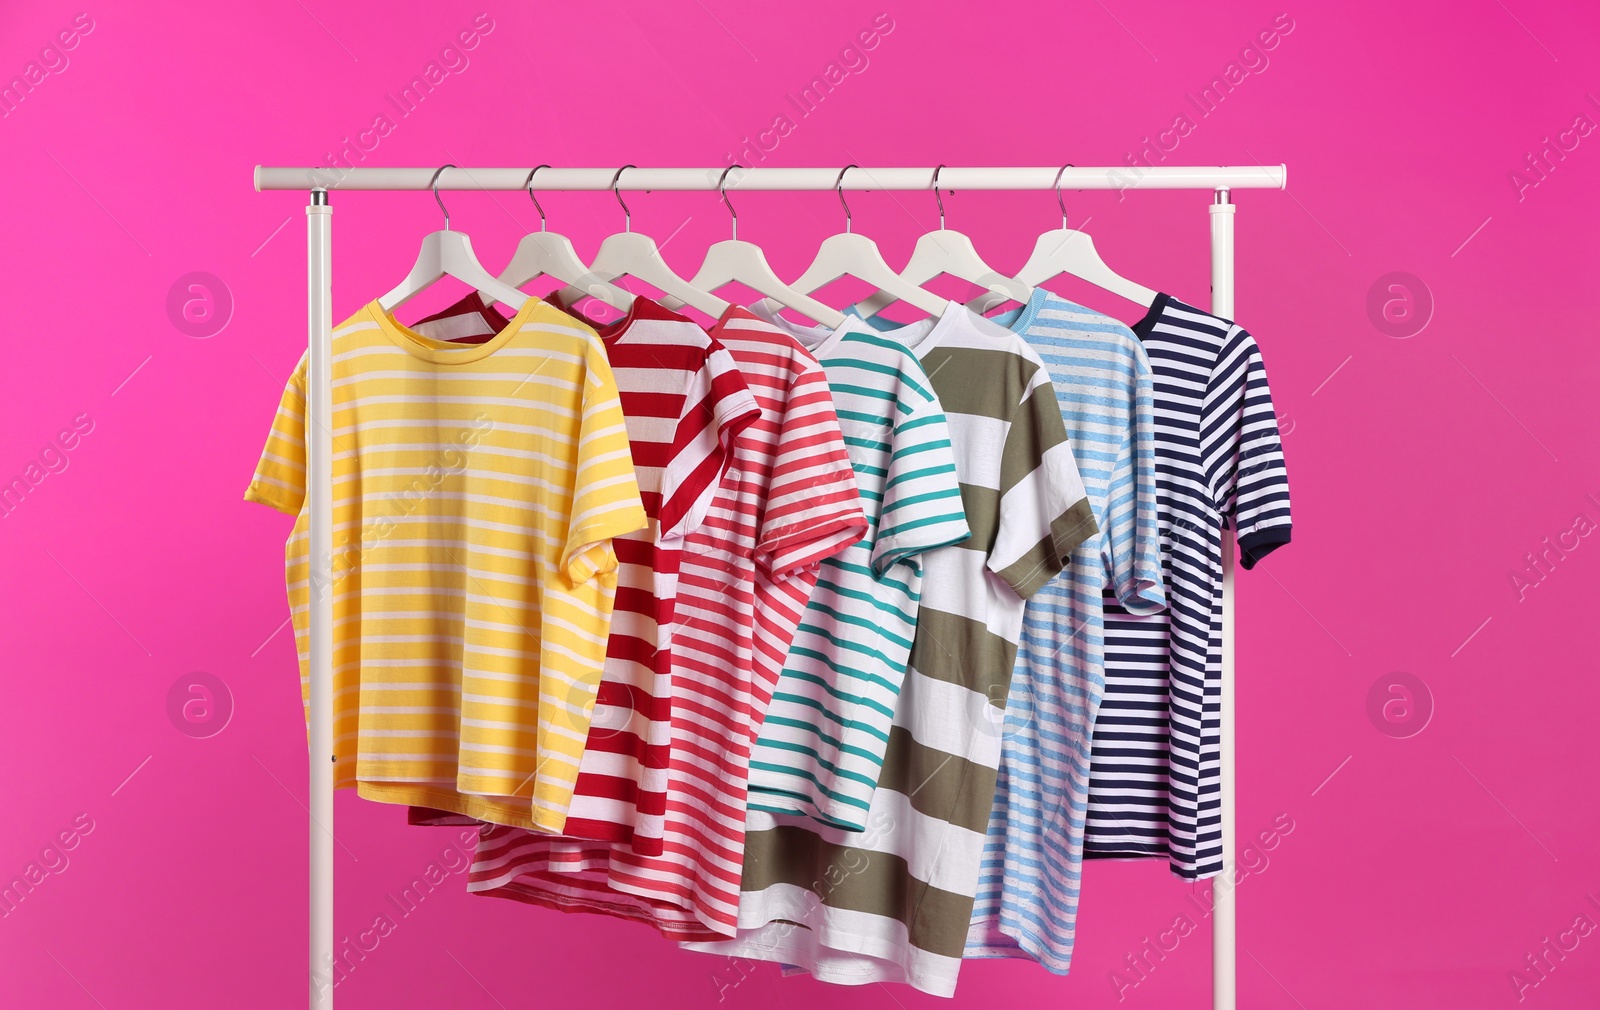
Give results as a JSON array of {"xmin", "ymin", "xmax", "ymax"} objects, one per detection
[
  {"xmin": 475, "ymin": 878, "xmax": 726, "ymax": 942},
  {"xmin": 744, "ymin": 795, "xmax": 870, "ymax": 834},
  {"xmin": 244, "ymin": 483, "xmax": 298, "ymax": 516},
  {"xmin": 1237, "ymin": 522, "xmax": 1292, "ymax": 570},
  {"xmin": 761, "ymin": 512, "xmax": 870, "ymax": 577},
  {"xmin": 357, "ymin": 782, "xmax": 567, "ymax": 834},
  {"xmin": 711, "ymin": 930, "xmax": 960, "ymax": 999},
  {"xmin": 1000, "ymin": 500, "xmax": 1100, "ymax": 600},
  {"xmin": 870, "ymin": 526, "xmax": 973, "ymax": 577}
]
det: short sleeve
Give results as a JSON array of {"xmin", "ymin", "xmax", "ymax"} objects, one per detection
[
  {"xmin": 563, "ymin": 340, "xmax": 649, "ymax": 585},
  {"xmin": 1103, "ymin": 339, "xmax": 1166, "ymax": 614},
  {"xmin": 868, "ymin": 371, "xmax": 970, "ymax": 576},
  {"xmin": 989, "ymin": 365, "xmax": 1098, "ymax": 600},
  {"xmin": 1206, "ymin": 331, "xmax": 1292, "ymax": 570},
  {"xmin": 756, "ymin": 363, "xmax": 868, "ymax": 576},
  {"xmin": 244, "ymin": 352, "xmax": 309, "ymax": 516},
  {"xmin": 657, "ymin": 344, "xmax": 760, "ymax": 541}
]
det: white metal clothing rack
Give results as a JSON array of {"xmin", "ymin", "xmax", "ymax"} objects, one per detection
[{"xmin": 252, "ymin": 163, "xmax": 1287, "ymax": 1010}]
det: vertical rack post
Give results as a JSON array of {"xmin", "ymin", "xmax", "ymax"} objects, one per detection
[
  {"xmin": 306, "ymin": 189, "xmax": 335, "ymax": 1009},
  {"xmin": 1209, "ymin": 187, "xmax": 1237, "ymax": 1010}
]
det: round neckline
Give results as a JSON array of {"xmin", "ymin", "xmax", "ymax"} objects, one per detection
[
  {"xmin": 988, "ymin": 285, "xmax": 1052, "ymax": 336},
  {"xmin": 587, "ymin": 294, "xmax": 648, "ymax": 346},
  {"xmin": 569, "ymin": 294, "xmax": 697, "ymax": 348},
  {"xmin": 370, "ymin": 295, "xmax": 538, "ymax": 364},
  {"xmin": 1130, "ymin": 291, "xmax": 1171, "ymax": 339},
  {"xmin": 795, "ymin": 315, "xmax": 850, "ymax": 359},
  {"xmin": 810, "ymin": 322, "xmax": 850, "ymax": 359},
  {"xmin": 872, "ymin": 299, "xmax": 961, "ymax": 354},
  {"xmin": 745, "ymin": 301, "xmax": 845, "ymax": 356}
]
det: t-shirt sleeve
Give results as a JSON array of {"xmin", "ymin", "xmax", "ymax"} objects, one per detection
[
  {"xmin": 1104, "ymin": 339, "xmax": 1166, "ymax": 614},
  {"xmin": 563, "ymin": 339, "xmax": 649, "ymax": 586},
  {"xmin": 868, "ymin": 366, "xmax": 970, "ymax": 576},
  {"xmin": 1206, "ymin": 330, "xmax": 1292, "ymax": 570},
  {"xmin": 756, "ymin": 361, "xmax": 868, "ymax": 577},
  {"xmin": 657, "ymin": 344, "xmax": 761, "ymax": 541},
  {"xmin": 244, "ymin": 352, "xmax": 309, "ymax": 516},
  {"xmin": 989, "ymin": 364, "xmax": 1099, "ymax": 600}
]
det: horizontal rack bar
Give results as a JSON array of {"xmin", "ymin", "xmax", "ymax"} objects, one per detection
[{"xmin": 254, "ymin": 165, "xmax": 1286, "ymax": 193}]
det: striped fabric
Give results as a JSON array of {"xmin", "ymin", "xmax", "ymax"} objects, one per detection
[
  {"xmin": 684, "ymin": 304, "xmax": 1098, "ymax": 997},
  {"xmin": 467, "ymin": 306, "xmax": 868, "ymax": 939},
  {"xmin": 1086, "ymin": 293, "xmax": 1292, "ymax": 878},
  {"xmin": 244, "ymin": 298, "xmax": 647, "ymax": 833},
  {"xmin": 961, "ymin": 290, "xmax": 1164, "ymax": 973},
  {"xmin": 743, "ymin": 315, "xmax": 971, "ymax": 830},
  {"xmin": 410, "ymin": 294, "xmax": 761, "ymax": 852}
]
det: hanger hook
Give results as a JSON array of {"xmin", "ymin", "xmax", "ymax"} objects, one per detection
[
  {"xmin": 718, "ymin": 164, "xmax": 741, "ymax": 242},
  {"xmin": 523, "ymin": 164, "xmax": 551, "ymax": 232},
  {"xmin": 429, "ymin": 164, "xmax": 455, "ymax": 231},
  {"xmin": 931, "ymin": 164, "xmax": 947, "ymax": 230},
  {"xmin": 834, "ymin": 164, "xmax": 857, "ymax": 235},
  {"xmin": 611, "ymin": 164, "xmax": 636, "ymax": 233},
  {"xmin": 1053, "ymin": 163, "xmax": 1074, "ymax": 229}
]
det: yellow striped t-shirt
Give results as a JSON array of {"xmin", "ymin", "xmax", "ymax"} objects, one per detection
[{"xmin": 245, "ymin": 297, "xmax": 647, "ymax": 833}]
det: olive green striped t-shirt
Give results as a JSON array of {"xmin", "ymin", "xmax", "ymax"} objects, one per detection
[{"xmin": 684, "ymin": 303, "xmax": 1097, "ymax": 997}]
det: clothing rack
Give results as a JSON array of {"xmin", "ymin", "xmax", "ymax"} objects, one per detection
[{"xmin": 251, "ymin": 163, "xmax": 1289, "ymax": 1010}]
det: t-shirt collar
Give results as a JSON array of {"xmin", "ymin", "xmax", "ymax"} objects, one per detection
[
  {"xmin": 985, "ymin": 285, "xmax": 1053, "ymax": 336},
  {"xmin": 750, "ymin": 297, "xmax": 986, "ymax": 358},
  {"xmin": 839, "ymin": 297, "xmax": 965, "ymax": 355},
  {"xmin": 579, "ymin": 293, "xmax": 691, "ymax": 344},
  {"xmin": 368, "ymin": 294, "xmax": 541, "ymax": 364},
  {"xmin": 746, "ymin": 302, "xmax": 871, "ymax": 361},
  {"xmin": 1130, "ymin": 291, "xmax": 1172, "ymax": 340}
]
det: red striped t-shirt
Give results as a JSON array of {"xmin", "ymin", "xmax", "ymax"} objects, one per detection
[
  {"xmin": 467, "ymin": 306, "xmax": 866, "ymax": 938},
  {"xmin": 412, "ymin": 295, "xmax": 760, "ymax": 853}
]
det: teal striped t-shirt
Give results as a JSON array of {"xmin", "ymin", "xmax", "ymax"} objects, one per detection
[{"xmin": 744, "ymin": 317, "xmax": 971, "ymax": 830}]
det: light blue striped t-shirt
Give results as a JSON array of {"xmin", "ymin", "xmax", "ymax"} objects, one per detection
[{"xmin": 962, "ymin": 289, "xmax": 1166, "ymax": 972}]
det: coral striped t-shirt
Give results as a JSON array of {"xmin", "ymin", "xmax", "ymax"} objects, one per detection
[
  {"xmin": 410, "ymin": 294, "xmax": 762, "ymax": 852},
  {"xmin": 245, "ymin": 297, "xmax": 647, "ymax": 833},
  {"xmin": 468, "ymin": 306, "xmax": 867, "ymax": 939}
]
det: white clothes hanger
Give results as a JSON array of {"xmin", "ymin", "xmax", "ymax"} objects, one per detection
[
  {"xmin": 972, "ymin": 163, "xmax": 1159, "ymax": 314},
  {"xmin": 482, "ymin": 165, "xmax": 633, "ymax": 312},
  {"xmin": 669, "ymin": 166, "xmax": 846, "ymax": 328},
  {"xmin": 857, "ymin": 164, "xmax": 1031, "ymax": 318},
  {"xmin": 378, "ymin": 165, "xmax": 531, "ymax": 312},
  {"xmin": 778, "ymin": 165, "xmax": 948, "ymax": 319},
  {"xmin": 551, "ymin": 165, "xmax": 728, "ymax": 318}
]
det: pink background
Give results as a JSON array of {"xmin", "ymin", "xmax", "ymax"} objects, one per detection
[{"xmin": 2, "ymin": 1, "xmax": 1597, "ymax": 1007}]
